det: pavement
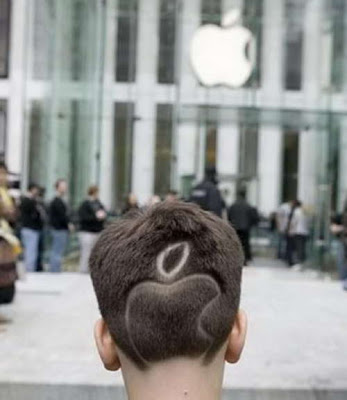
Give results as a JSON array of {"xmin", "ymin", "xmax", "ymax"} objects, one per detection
[{"xmin": 0, "ymin": 259, "xmax": 346, "ymax": 400}]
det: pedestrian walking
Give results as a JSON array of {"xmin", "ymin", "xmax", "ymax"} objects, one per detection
[
  {"xmin": 189, "ymin": 167, "xmax": 225, "ymax": 217},
  {"xmin": 285, "ymin": 200, "xmax": 299, "ymax": 267},
  {"xmin": 19, "ymin": 183, "xmax": 45, "ymax": 272},
  {"xmin": 48, "ymin": 179, "xmax": 71, "ymax": 272},
  {"xmin": 78, "ymin": 185, "xmax": 107, "ymax": 273},
  {"xmin": 228, "ymin": 190, "xmax": 259, "ymax": 264},
  {"xmin": 292, "ymin": 201, "xmax": 309, "ymax": 267}
]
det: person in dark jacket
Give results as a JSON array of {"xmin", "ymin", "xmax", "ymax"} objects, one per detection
[
  {"xmin": 78, "ymin": 185, "xmax": 106, "ymax": 273},
  {"xmin": 228, "ymin": 190, "xmax": 259, "ymax": 264},
  {"xmin": 189, "ymin": 167, "xmax": 225, "ymax": 217},
  {"xmin": 49, "ymin": 179, "xmax": 71, "ymax": 272},
  {"xmin": 20, "ymin": 183, "xmax": 45, "ymax": 272}
]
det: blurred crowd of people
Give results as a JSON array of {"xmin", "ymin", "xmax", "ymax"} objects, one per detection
[{"xmin": 1, "ymin": 160, "xmax": 346, "ymax": 308}]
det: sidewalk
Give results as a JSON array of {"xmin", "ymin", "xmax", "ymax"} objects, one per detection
[{"xmin": 0, "ymin": 259, "xmax": 346, "ymax": 400}]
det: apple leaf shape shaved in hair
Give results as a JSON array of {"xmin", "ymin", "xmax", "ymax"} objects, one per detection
[{"xmin": 90, "ymin": 201, "xmax": 244, "ymax": 370}]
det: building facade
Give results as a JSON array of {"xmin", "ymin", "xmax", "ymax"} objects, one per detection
[{"xmin": 1, "ymin": 0, "xmax": 347, "ymax": 239}]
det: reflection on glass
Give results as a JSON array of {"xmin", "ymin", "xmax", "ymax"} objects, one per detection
[
  {"xmin": 201, "ymin": 0, "xmax": 221, "ymax": 25},
  {"xmin": 116, "ymin": 0, "xmax": 138, "ymax": 82},
  {"xmin": 0, "ymin": 0, "xmax": 10, "ymax": 78},
  {"xmin": 154, "ymin": 104, "xmax": 173, "ymax": 196},
  {"xmin": 158, "ymin": 0, "xmax": 177, "ymax": 84},
  {"xmin": 330, "ymin": 0, "xmax": 345, "ymax": 92},
  {"xmin": 114, "ymin": 103, "xmax": 134, "ymax": 210},
  {"xmin": 239, "ymin": 123, "xmax": 258, "ymax": 178},
  {"xmin": 282, "ymin": 129, "xmax": 299, "ymax": 202},
  {"xmin": 242, "ymin": 0, "xmax": 263, "ymax": 88},
  {"xmin": 284, "ymin": 0, "xmax": 304, "ymax": 90},
  {"xmin": 28, "ymin": 101, "xmax": 48, "ymax": 186},
  {"xmin": 205, "ymin": 124, "xmax": 217, "ymax": 170}
]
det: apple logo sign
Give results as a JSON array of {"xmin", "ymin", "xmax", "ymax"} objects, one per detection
[{"xmin": 190, "ymin": 9, "xmax": 255, "ymax": 88}]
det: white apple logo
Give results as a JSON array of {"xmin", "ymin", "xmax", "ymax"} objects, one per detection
[{"xmin": 190, "ymin": 9, "xmax": 255, "ymax": 88}]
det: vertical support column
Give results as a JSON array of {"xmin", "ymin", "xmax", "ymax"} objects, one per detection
[
  {"xmin": 132, "ymin": 0, "xmax": 159, "ymax": 204},
  {"xmin": 302, "ymin": 0, "xmax": 323, "ymax": 105},
  {"xmin": 99, "ymin": 0, "xmax": 117, "ymax": 208},
  {"xmin": 257, "ymin": 0, "xmax": 284, "ymax": 215},
  {"xmin": 258, "ymin": 121, "xmax": 283, "ymax": 215},
  {"xmin": 217, "ymin": 120, "xmax": 240, "ymax": 205},
  {"xmin": 298, "ymin": 128, "xmax": 316, "ymax": 206},
  {"xmin": 261, "ymin": 0, "xmax": 284, "ymax": 104},
  {"xmin": 177, "ymin": 121, "xmax": 197, "ymax": 183},
  {"xmin": 219, "ymin": 1, "xmax": 243, "ymax": 205},
  {"xmin": 7, "ymin": 0, "xmax": 27, "ymax": 176},
  {"xmin": 180, "ymin": 0, "xmax": 200, "ymax": 93},
  {"xmin": 298, "ymin": 0, "xmax": 322, "ymax": 207}
]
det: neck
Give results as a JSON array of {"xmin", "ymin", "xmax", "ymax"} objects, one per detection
[{"xmin": 121, "ymin": 354, "xmax": 225, "ymax": 400}]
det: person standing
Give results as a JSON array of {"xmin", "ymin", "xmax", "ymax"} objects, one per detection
[
  {"xmin": 35, "ymin": 186, "xmax": 48, "ymax": 272},
  {"xmin": 189, "ymin": 167, "xmax": 225, "ymax": 218},
  {"xmin": 228, "ymin": 190, "xmax": 258, "ymax": 264},
  {"xmin": 19, "ymin": 183, "xmax": 45, "ymax": 272},
  {"xmin": 285, "ymin": 200, "xmax": 299, "ymax": 267},
  {"xmin": 292, "ymin": 201, "xmax": 309, "ymax": 267},
  {"xmin": 78, "ymin": 186, "xmax": 107, "ymax": 273},
  {"xmin": 49, "ymin": 179, "xmax": 71, "ymax": 272}
]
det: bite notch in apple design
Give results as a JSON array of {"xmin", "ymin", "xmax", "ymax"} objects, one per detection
[{"xmin": 190, "ymin": 9, "xmax": 255, "ymax": 88}]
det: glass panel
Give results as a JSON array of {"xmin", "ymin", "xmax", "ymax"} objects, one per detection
[
  {"xmin": 242, "ymin": 0, "xmax": 263, "ymax": 88},
  {"xmin": 28, "ymin": 100, "xmax": 49, "ymax": 186},
  {"xmin": 26, "ymin": 0, "xmax": 105, "ymax": 205},
  {"xmin": 282, "ymin": 129, "xmax": 299, "ymax": 202},
  {"xmin": 204, "ymin": 124, "xmax": 217, "ymax": 170},
  {"xmin": 158, "ymin": 0, "xmax": 177, "ymax": 84},
  {"xmin": 115, "ymin": 0, "xmax": 138, "ymax": 82},
  {"xmin": 239, "ymin": 123, "xmax": 258, "ymax": 179},
  {"xmin": 154, "ymin": 104, "xmax": 173, "ymax": 196},
  {"xmin": 330, "ymin": 0, "xmax": 345, "ymax": 92},
  {"xmin": 0, "ymin": 100, "xmax": 6, "ymax": 156},
  {"xmin": 114, "ymin": 102, "xmax": 134, "ymax": 210},
  {"xmin": 0, "ymin": 0, "xmax": 10, "ymax": 78},
  {"xmin": 32, "ymin": 0, "xmax": 55, "ymax": 79},
  {"xmin": 284, "ymin": 0, "xmax": 304, "ymax": 90},
  {"xmin": 201, "ymin": 0, "xmax": 221, "ymax": 25}
]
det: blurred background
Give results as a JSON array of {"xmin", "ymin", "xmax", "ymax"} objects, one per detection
[{"xmin": 1, "ymin": 0, "xmax": 347, "ymax": 269}]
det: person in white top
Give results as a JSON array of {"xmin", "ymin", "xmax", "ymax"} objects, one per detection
[{"xmin": 290, "ymin": 201, "xmax": 309, "ymax": 265}]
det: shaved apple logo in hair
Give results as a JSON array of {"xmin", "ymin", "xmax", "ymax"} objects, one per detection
[{"xmin": 190, "ymin": 9, "xmax": 255, "ymax": 88}]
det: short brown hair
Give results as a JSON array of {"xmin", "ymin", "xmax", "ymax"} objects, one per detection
[{"xmin": 90, "ymin": 201, "xmax": 243, "ymax": 370}]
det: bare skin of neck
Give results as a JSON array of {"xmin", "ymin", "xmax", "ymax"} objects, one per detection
[{"xmin": 120, "ymin": 347, "xmax": 226, "ymax": 400}]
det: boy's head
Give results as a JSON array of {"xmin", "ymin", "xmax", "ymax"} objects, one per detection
[{"xmin": 90, "ymin": 201, "xmax": 246, "ymax": 373}]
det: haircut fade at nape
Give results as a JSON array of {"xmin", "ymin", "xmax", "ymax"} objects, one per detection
[{"xmin": 90, "ymin": 201, "xmax": 244, "ymax": 370}]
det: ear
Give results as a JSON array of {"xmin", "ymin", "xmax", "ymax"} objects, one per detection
[
  {"xmin": 225, "ymin": 309, "xmax": 248, "ymax": 364},
  {"xmin": 94, "ymin": 318, "xmax": 121, "ymax": 371}
]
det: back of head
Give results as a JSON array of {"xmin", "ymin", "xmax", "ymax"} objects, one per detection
[{"xmin": 90, "ymin": 201, "xmax": 243, "ymax": 370}]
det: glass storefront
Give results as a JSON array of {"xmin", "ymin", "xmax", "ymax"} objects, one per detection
[{"xmin": 17, "ymin": 0, "xmax": 347, "ymax": 267}]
